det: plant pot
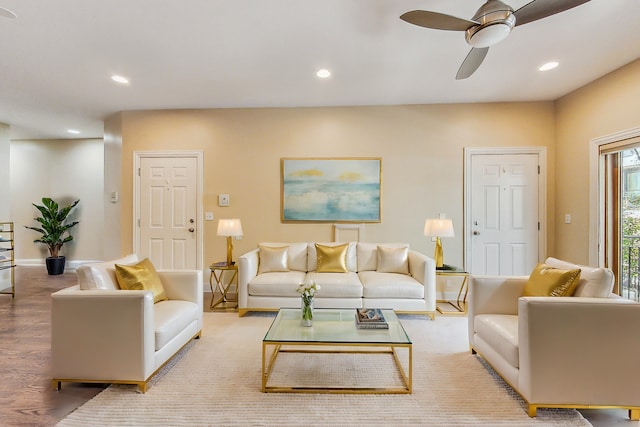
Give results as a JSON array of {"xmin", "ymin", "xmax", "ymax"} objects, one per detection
[{"xmin": 46, "ymin": 256, "xmax": 66, "ymax": 275}]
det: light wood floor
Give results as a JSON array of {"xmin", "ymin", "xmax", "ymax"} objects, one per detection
[{"xmin": 0, "ymin": 266, "xmax": 630, "ymax": 426}]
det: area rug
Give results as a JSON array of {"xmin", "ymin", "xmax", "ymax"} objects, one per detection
[{"xmin": 57, "ymin": 313, "xmax": 591, "ymax": 426}]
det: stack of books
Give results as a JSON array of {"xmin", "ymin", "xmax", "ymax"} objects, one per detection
[{"xmin": 355, "ymin": 308, "xmax": 389, "ymax": 329}]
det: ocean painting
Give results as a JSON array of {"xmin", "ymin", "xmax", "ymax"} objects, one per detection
[{"xmin": 281, "ymin": 158, "xmax": 381, "ymax": 222}]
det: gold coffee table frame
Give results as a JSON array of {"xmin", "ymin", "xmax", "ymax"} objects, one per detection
[{"xmin": 262, "ymin": 308, "xmax": 412, "ymax": 394}]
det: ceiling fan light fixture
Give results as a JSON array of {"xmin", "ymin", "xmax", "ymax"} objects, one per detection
[
  {"xmin": 466, "ymin": 23, "xmax": 513, "ymax": 48},
  {"xmin": 466, "ymin": 0, "xmax": 515, "ymax": 48}
]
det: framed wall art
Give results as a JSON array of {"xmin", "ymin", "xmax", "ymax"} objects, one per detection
[{"xmin": 281, "ymin": 157, "xmax": 381, "ymax": 223}]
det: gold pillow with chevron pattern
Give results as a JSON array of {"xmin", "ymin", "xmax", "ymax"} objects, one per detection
[{"xmin": 523, "ymin": 263, "xmax": 581, "ymax": 297}]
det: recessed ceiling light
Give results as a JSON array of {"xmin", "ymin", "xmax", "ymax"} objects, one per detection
[
  {"xmin": 67, "ymin": 129, "xmax": 80, "ymax": 134},
  {"xmin": 0, "ymin": 7, "xmax": 17, "ymax": 19},
  {"xmin": 538, "ymin": 61, "xmax": 559, "ymax": 72},
  {"xmin": 316, "ymin": 69, "xmax": 331, "ymax": 79},
  {"xmin": 111, "ymin": 74, "xmax": 130, "ymax": 84}
]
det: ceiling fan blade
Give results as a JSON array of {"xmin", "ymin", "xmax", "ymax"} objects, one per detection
[
  {"xmin": 513, "ymin": 0, "xmax": 591, "ymax": 27},
  {"xmin": 456, "ymin": 47, "xmax": 489, "ymax": 80},
  {"xmin": 400, "ymin": 10, "xmax": 478, "ymax": 31}
]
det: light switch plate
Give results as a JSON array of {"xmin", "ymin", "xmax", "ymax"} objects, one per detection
[{"xmin": 218, "ymin": 194, "xmax": 230, "ymax": 207}]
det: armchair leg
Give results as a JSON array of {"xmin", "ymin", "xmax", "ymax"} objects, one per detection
[
  {"xmin": 527, "ymin": 405, "xmax": 537, "ymax": 418},
  {"xmin": 629, "ymin": 409, "xmax": 640, "ymax": 420},
  {"xmin": 52, "ymin": 380, "xmax": 61, "ymax": 391}
]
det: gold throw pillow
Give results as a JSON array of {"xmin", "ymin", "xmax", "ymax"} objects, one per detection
[
  {"xmin": 115, "ymin": 258, "xmax": 167, "ymax": 303},
  {"xmin": 377, "ymin": 246, "xmax": 410, "ymax": 274},
  {"xmin": 523, "ymin": 263, "xmax": 581, "ymax": 297},
  {"xmin": 258, "ymin": 245, "xmax": 290, "ymax": 273},
  {"xmin": 315, "ymin": 243, "xmax": 349, "ymax": 273}
]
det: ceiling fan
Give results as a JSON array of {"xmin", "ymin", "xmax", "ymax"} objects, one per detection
[{"xmin": 400, "ymin": 0, "xmax": 591, "ymax": 80}]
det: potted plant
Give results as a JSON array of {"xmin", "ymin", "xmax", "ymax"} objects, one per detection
[{"xmin": 25, "ymin": 198, "xmax": 79, "ymax": 275}]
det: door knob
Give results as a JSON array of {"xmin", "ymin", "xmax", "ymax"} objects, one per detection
[
  {"xmin": 188, "ymin": 227, "xmax": 195, "ymax": 232},
  {"xmin": 473, "ymin": 230, "xmax": 480, "ymax": 235},
  {"xmin": 189, "ymin": 218, "xmax": 195, "ymax": 223}
]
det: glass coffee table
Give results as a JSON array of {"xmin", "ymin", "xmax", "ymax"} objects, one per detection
[{"xmin": 262, "ymin": 308, "xmax": 412, "ymax": 394}]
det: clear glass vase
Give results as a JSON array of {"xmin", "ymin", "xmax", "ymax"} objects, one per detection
[{"xmin": 301, "ymin": 297, "xmax": 313, "ymax": 327}]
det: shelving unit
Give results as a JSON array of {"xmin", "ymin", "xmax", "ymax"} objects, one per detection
[{"xmin": 0, "ymin": 221, "xmax": 15, "ymax": 297}]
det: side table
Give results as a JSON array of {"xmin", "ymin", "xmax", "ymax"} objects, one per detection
[
  {"xmin": 435, "ymin": 265, "xmax": 469, "ymax": 315},
  {"xmin": 209, "ymin": 262, "xmax": 238, "ymax": 310}
]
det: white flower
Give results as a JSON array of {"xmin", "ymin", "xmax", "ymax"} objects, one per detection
[{"xmin": 296, "ymin": 280, "xmax": 320, "ymax": 299}]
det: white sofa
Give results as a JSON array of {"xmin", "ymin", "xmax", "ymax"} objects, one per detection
[
  {"xmin": 51, "ymin": 255, "xmax": 203, "ymax": 393},
  {"xmin": 468, "ymin": 257, "xmax": 640, "ymax": 419},
  {"xmin": 238, "ymin": 242, "xmax": 436, "ymax": 319}
]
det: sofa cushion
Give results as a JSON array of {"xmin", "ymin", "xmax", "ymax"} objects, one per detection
[
  {"xmin": 259, "ymin": 242, "xmax": 308, "ymax": 271},
  {"xmin": 77, "ymin": 254, "xmax": 139, "ymax": 290},
  {"xmin": 315, "ymin": 243, "xmax": 349, "ymax": 273},
  {"xmin": 545, "ymin": 257, "xmax": 614, "ymax": 298},
  {"xmin": 248, "ymin": 271, "xmax": 307, "ymax": 297},
  {"xmin": 523, "ymin": 263, "xmax": 581, "ymax": 297},
  {"xmin": 258, "ymin": 245, "xmax": 290, "ymax": 274},
  {"xmin": 358, "ymin": 271, "xmax": 424, "ymax": 299},
  {"xmin": 154, "ymin": 300, "xmax": 200, "ymax": 351},
  {"xmin": 357, "ymin": 243, "xmax": 410, "ymax": 272},
  {"xmin": 474, "ymin": 314, "xmax": 519, "ymax": 368},
  {"xmin": 308, "ymin": 242, "xmax": 357, "ymax": 272},
  {"xmin": 306, "ymin": 271, "xmax": 363, "ymax": 298},
  {"xmin": 377, "ymin": 245, "xmax": 409, "ymax": 274},
  {"xmin": 115, "ymin": 258, "xmax": 168, "ymax": 303}
]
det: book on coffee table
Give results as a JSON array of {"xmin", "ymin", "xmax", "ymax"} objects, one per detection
[{"xmin": 355, "ymin": 308, "xmax": 389, "ymax": 329}]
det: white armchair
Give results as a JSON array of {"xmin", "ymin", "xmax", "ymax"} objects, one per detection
[
  {"xmin": 51, "ymin": 255, "xmax": 203, "ymax": 393},
  {"xmin": 468, "ymin": 257, "xmax": 640, "ymax": 419}
]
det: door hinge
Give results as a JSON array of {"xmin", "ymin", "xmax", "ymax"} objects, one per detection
[
  {"xmin": 538, "ymin": 165, "xmax": 540, "ymax": 174},
  {"xmin": 138, "ymin": 168, "xmax": 141, "ymax": 176},
  {"xmin": 538, "ymin": 221, "xmax": 540, "ymax": 231},
  {"xmin": 137, "ymin": 219, "xmax": 141, "ymax": 227}
]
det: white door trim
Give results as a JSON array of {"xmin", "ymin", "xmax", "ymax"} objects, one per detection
[
  {"xmin": 133, "ymin": 150, "xmax": 204, "ymax": 270},
  {"xmin": 589, "ymin": 126, "xmax": 640, "ymax": 266},
  {"xmin": 463, "ymin": 147, "xmax": 547, "ymax": 272}
]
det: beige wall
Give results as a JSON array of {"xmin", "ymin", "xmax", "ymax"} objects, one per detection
[
  {"xmin": 10, "ymin": 139, "xmax": 104, "ymax": 264},
  {"xmin": 119, "ymin": 103, "xmax": 556, "ymax": 272},
  {"xmin": 555, "ymin": 59, "xmax": 640, "ymax": 264}
]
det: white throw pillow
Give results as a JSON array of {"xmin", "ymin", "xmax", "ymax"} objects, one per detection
[
  {"xmin": 544, "ymin": 257, "xmax": 614, "ymax": 298},
  {"xmin": 376, "ymin": 245, "xmax": 409, "ymax": 274},
  {"xmin": 258, "ymin": 245, "xmax": 290, "ymax": 274}
]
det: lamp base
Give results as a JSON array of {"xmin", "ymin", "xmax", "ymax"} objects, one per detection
[
  {"xmin": 434, "ymin": 237, "xmax": 444, "ymax": 268},
  {"xmin": 226, "ymin": 236, "xmax": 234, "ymax": 265}
]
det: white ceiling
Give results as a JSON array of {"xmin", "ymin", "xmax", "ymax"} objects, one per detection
[{"xmin": 1, "ymin": 0, "xmax": 639, "ymax": 140}]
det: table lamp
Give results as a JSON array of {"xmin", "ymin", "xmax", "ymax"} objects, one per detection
[
  {"xmin": 424, "ymin": 218, "xmax": 455, "ymax": 268},
  {"xmin": 217, "ymin": 218, "xmax": 243, "ymax": 265}
]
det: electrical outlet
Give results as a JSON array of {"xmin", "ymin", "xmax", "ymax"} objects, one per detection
[
  {"xmin": 205, "ymin": 212, "xmax": 214, "ymax": 221},
  {"xmin": 565, "ymin": 214, "xmax": 571, "ymax": 224}
]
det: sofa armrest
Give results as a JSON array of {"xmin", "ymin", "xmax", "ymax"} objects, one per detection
[
  {"xmin": 51, "ymin": 286, "xmax": 155, "ymax": 381},
  {"xmin": 468, "ymin": 275, "xmax": 528, "ymax": 316},
  {"xmin": 518, "ymin": 297, "xmax": 640, "ymax": 405},
  {"xmin": 408, "ymin": 250, "xmax": 436, "ymax": 311},
  {"xmin": 468, "ymin": 275, "xmax": 527, "ymax": 345},
  {"xmin": 157, "ymin": 270, "xmax": 203, "ymax": 305},
  {"xmin": 238, "ymin": 248, "xmax": 259, "ymax": 310}
]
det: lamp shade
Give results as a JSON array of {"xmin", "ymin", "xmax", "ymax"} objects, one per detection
[
  {"xmin": 424, "ymin": 218, "xmax": 455, "ymax": 238},
  {"xmin": 217, "ymin": 218, "xmax": 243, "ymax": 237}
]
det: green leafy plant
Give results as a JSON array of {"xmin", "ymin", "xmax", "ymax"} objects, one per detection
[{"xmin": 25, "ymin": 198, "xmax": 79, "ymax": 258}]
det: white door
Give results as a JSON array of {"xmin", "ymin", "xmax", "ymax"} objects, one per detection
[
  {"xmin": 467, "ymin": 151, "xmax": 542, "ymax": 275},
  {"xmin": 137, "ymin": 156, "xmax": 199, "ymax": 269}
]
